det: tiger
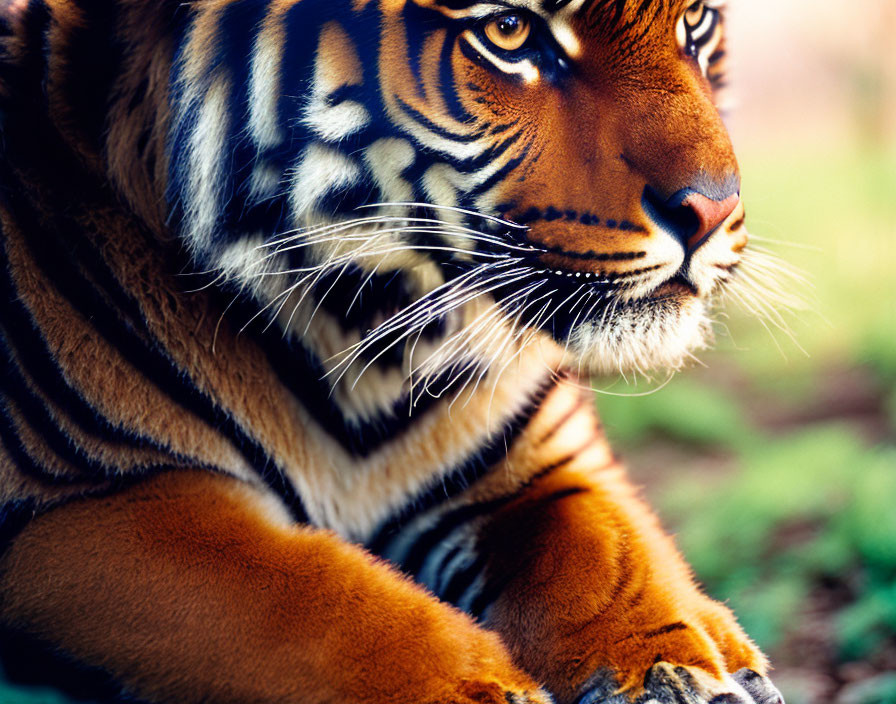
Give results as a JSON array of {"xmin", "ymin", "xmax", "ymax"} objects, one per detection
[{"xmin": 0, "ymin": 0, "xmax": 786, "ymax": 702}]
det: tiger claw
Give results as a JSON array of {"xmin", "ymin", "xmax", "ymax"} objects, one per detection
[
  {"xmin": 576, "ymin": 664, "xmax": 783, "ymax": 704},
  {"xmin": 504, "ymin": 692, "xmax": 553, "ymax": 704},
  {"xmin": 732, "ymin": 669, "xmax": 784, "ymax": 704},
  {"xmin": 449, "ymin": 682, "xmax": 553, "ymax": 704}
]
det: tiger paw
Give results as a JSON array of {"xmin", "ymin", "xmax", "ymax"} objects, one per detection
[
  {"xmin": 576, "ymin": 665, "xmax": 783, "ymax": 704},
  {"xmin": 564, "ymin": 598, "xmax": 782, "ymax": 704}
]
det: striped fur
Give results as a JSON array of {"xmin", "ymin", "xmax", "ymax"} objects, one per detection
[{"xmin": 0, "ymin": 1, "xmax": 783, "ymax": 703}]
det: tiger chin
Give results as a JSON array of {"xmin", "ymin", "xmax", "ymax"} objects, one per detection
[{"xmin": 0, "ymin": 1, "xmax": 784, "ymax": 704}]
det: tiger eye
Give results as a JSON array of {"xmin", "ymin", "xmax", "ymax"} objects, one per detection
[
  {"xmin": 684, "ymin": 1, "xmax": 705, "ymax": 26},
  {"xmin": 484, "ymin": 14, "xmax": 531, "ymax": 51}
]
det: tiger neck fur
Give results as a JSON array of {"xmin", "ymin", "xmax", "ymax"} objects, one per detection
[{"xmin": 0, "ymin": 0, "xmax": 606, "ymax": 542}]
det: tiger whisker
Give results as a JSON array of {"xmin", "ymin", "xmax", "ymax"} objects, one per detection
[
  {"xmin": 357, "ymin": 201, "xmax": 529, "ymax": 231},
  {"xmin": 747, "ymin": 234, "xmax": 824, "ymax": 253},
  {"xmin": 346, "ymin": 267, "xmax": 537, "ymax": 392},
  {"xmin": 482, "ymin": 300, "xmax": 554, "ymax": 421},
  {"xmin": 250, "ymin": 242, "xmax": 511, "ymax": 282},
  {"xmin": 327, "ymin": 260, "xmax": 523, "ymax": 368},
  {"xmin": 260, "ymin": 225, "xmax": 536, "ymax": 264},
  {"xmin": 562, "ymin": 289, "xmax": 598, "ymax": 362},
  {"xmin": 237, "ymin": 269, "xmax": 318, "ymax": 335},
  {"xmin": 722, "ymin": 283, "xmax": 808, "ymax": 358},
  {"xmin": 739, "ymin": 248, "xmax": 813, "ymax": 289},
  {"xmin": 342, "ymin": 270, "xmax": 514, "ymax": 360},
  {"xmin": 260, "ymin": 215, "xmax": 539, "ymax": 255},
  {"xmin": 425, "ymin": 285, "xmax": 546, "ymax": 395},
  {"xmin": 325, "ymin": 261, "xmax": 516, "ymax": 386},
  {"xmin": 302, "ymin": 257, "xmax": 359, "ymax": 337},
  {"xmin": 356, "ymin": 266, "xmax": 534, "ymax": 384},
  {"xmin": 455, "ymin": 284, "xmax": 555, "ymax": 408}
]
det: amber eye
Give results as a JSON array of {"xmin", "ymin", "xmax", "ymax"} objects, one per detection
[
  {"xmin": 684, "ymin": 1, "xmax": 706, "ymax": 27},
  {"xmin": 483, "ymin": 13, "xmax": 531, "ymax": 51}
]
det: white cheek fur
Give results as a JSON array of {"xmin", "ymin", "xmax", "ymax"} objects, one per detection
[{"xmin": 566, "ymin": 295, "xmax": 711, "ymax": 375}]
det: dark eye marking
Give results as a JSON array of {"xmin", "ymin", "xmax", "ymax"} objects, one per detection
[{"xmin": 541, "ymin": 0, "xmax": 577, "ymax": 10}]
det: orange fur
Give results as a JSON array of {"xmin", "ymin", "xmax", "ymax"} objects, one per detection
[
  {"xmin": 0, "ymin": 471, "xmax": 547, "ymax": 703},
  {"xmin": 481, "ymin": 461, "xmax": 766, "ymax": 701},
  {"xmin": 0, "ymin": 1, "xmax": 779, "ymax": 702}
]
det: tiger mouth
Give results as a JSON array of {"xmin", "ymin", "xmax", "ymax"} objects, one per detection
[
  {"xmin": 506, "ymin": 254, "xmax": 699, "ymax": 302},
  {"xmin": 470, "ymin": 224, "xmax": 683, "ymax": 301},
  {"xmin": 647, "ymin": 274, "xmax": 700, "ymax": 298},
  {"xmin": 452, "ymin": 244, "xmax": 700, "ymax": 308},
  {"xmin": 463, "ymin": 253, "xmax": 702, "ymax": 341},
  {"xmin": 449, "ymin": 225, "xmax": 706, "ymax": 343}
]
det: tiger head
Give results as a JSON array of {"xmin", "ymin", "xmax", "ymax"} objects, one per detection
[{"xmin": 165, "ymin": 0, "xmax": 746, "ymax": 383}]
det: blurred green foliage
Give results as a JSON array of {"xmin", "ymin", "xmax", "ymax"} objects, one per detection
[
  {"xmin": 675, "ymin": 430, "xmax": 895, "ymax": 655},
  {"xmin": 597, "ymin": 138, "xmax": 896, "ymax": 703},
  {"xmin": 601, "ymin": 376, "xmax": 896, "ymax": 655}
]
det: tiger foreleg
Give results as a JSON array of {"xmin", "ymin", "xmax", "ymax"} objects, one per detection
[
  {"xmin": 0, "ymin": 471, "xmax": 549, "ymax": 704},
  {"xmin": 475, "ymin": 464, "xmax": 783, "ymax": 704}
]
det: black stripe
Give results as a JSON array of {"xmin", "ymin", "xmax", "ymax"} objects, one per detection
[
  {"xmin": 470, "ymin": 485, "xmax": 589, "ymax": 618},
  {"xmin": 408, "ymin": 486, "xmax": 587, "ymax": 615},
  {"xmin": 439, "ymin": 26, "xmax": 475, "ymax": 124},
  {"xmin": 466, "ymin": 129, "xmax": 524, "ymax": 172},
  {"xmin": 439, "ymin": 550, "xmax": 488, "ymax": 604},
  {"xmin": 432, "ymin": 543, "xmax": 463, "ymax": 584},
  {"xmin": 396, "ymin": 95, "xmax": 487, "ymax": 144},
  {"xmin": 0, "ymin": 258, "xmax": 163, "ymax": 452},
  {"xmin": 0, "ymin": 499, "xmax": 37, "ymax": 558},
  {"xmin": 644, "ymin": 622, "xmax": 689, "ymax": 639},
  {"xmin": 468, "ymin": 152, "xmax": 527, "ymax": 201},
  {"xmin": 0, "ymin": 394, "xmax": 81, "ymax": 486},
  {"xmin": 542, "ymin": 0, "xmax": 576, "ymax": 11},
  {"xmin": 0, "ymin": 335, "xmax": 116, "ymax": 481},
  {"xmin": 55, "ymin": 0, "xmax": 123, "ymax": 150},
  {"xmin": 536, "ymin": 393, "xmax": 589, "ymax": 446},
  {"xmin": 0, "ymin": 332, "xmax": 208, "ymax": 492},
  {"xmin": 392, "ymin": 497, "xmax": 509, "ymax": 578},
  {"xmin": 468, "ymin": 569, "xmax": 513, "ymax": 618},
  {"xmin": 220, "ymin": 284, "xmax": 470, "ymax": 458},
  {"xmin": 1, "ymin": 166, "xmax": 308, "ymax": 524},
  {"xmin": 367, "ymin": 377, "xmax": 554, "ymax": 554}
]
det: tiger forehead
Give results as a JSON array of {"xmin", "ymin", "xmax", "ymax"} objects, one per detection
[{"xmin": 404, "ymin": 0, "xmax": 584, "ymax": 17}]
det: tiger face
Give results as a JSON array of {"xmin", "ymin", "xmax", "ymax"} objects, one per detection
[{"xmin": 170, "ymin": 0, "xmax": 745, "ymax": 382}]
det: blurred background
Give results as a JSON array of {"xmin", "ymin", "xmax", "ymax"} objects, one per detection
[
  {"xmin": 2, "ymin": 0, "xmax": 894, "ymax": 702},
  {"xmin": 598, "ymin": 1, "xmax": 896, "ymax": 702}
]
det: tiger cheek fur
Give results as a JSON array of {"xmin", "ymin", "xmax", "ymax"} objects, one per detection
[{"xmin": 0, "ymin": 1, "xmax": 782, "ymax": 703}]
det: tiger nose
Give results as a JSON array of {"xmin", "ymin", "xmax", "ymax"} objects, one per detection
[
  {"xmin": 643, "ymin": 187, "xmax": 740, "ymax": 254},
  {"xmin": 683, "ymin": 192, "xmax": 740, "ymax": 250}
]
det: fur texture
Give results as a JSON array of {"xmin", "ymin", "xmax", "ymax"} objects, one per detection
[{"xmin": 0, "ymin": 1, "xmax": 783, "ymax": 703}]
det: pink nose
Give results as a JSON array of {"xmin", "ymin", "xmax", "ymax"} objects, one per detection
[{"xmin": 683, "ymin": 192, "xmax": 740, "ymax": 251}]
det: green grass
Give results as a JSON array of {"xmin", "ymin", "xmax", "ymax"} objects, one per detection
[{"xmin": 669, "ymin": 430, "xmax": 896, "ymax": 652}]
